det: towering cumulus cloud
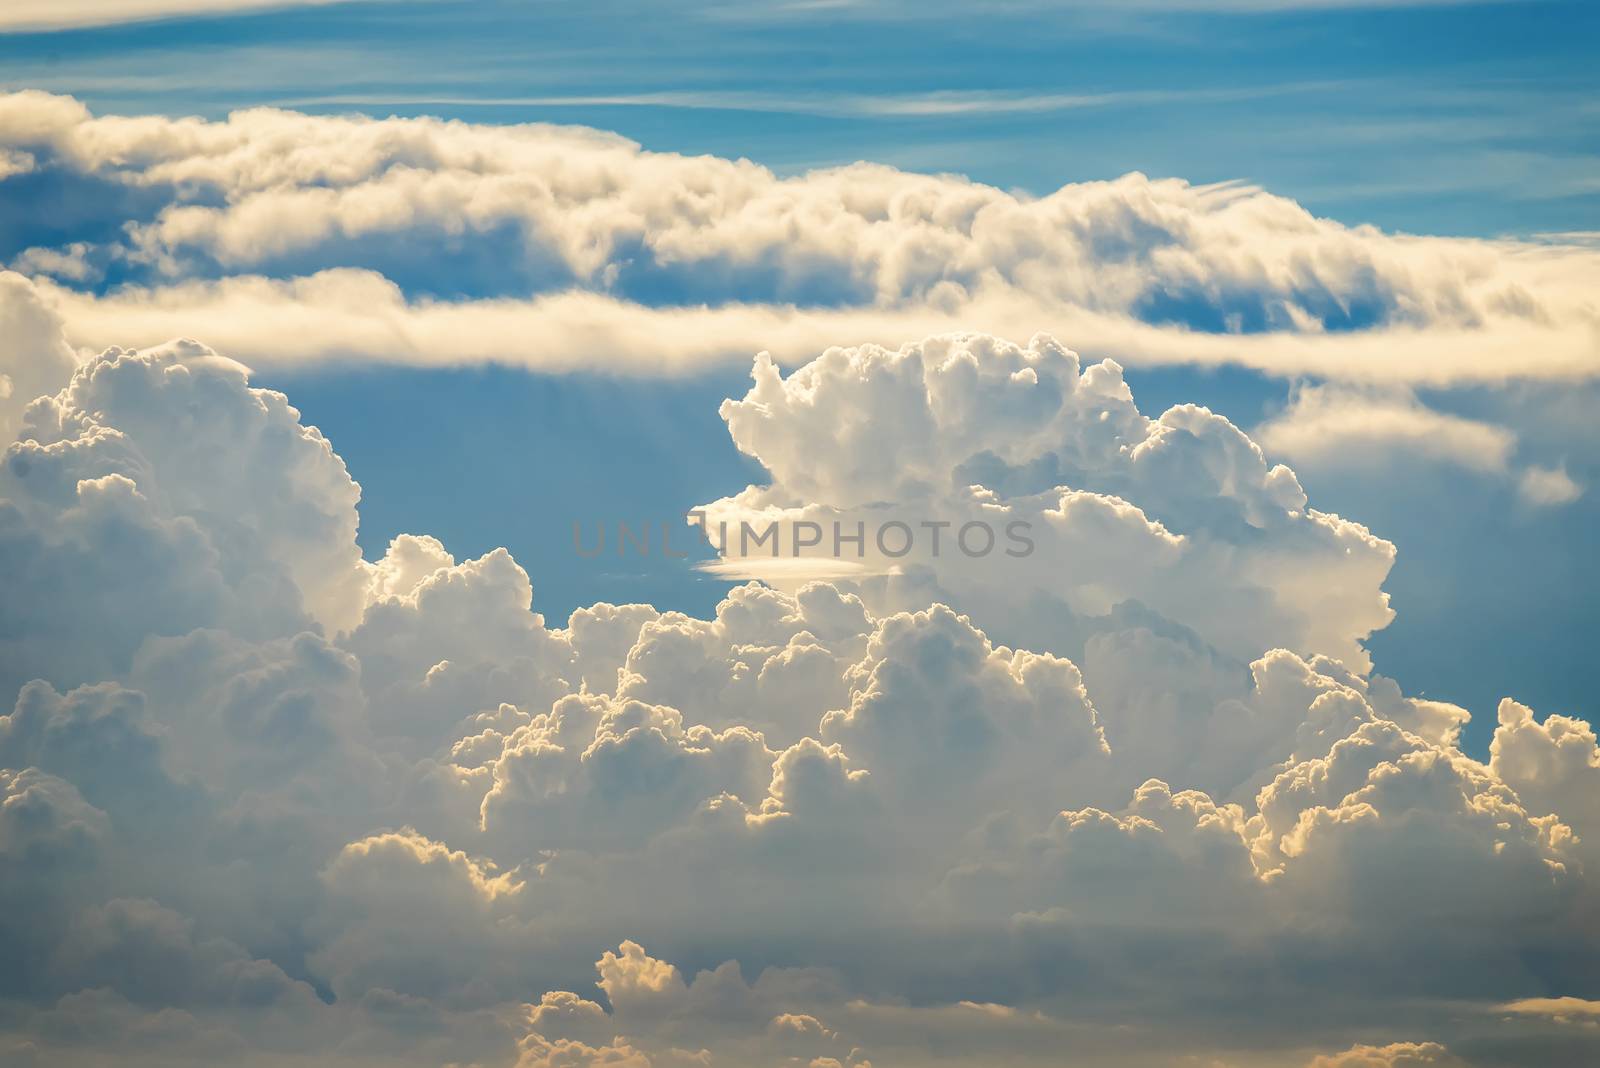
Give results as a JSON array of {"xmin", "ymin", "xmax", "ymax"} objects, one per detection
[
  {"xmin": 1, "ymin": 271, "xmax": 1596, "ymax": 1066},
  {"xmin": 697, "ymin": 332, "xmax": 1395, "ymax": 669},
  {"xmin": 2, "ymin": 90, "xmax": 1598, "ymax": 384}
]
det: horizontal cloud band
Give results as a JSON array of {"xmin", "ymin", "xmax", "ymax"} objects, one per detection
[{"xmin": 2, "ymin": 90, "xmax": 1597, "ymax": 384}]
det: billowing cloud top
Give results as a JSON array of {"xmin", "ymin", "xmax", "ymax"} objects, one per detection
[
  {"xmin": 2, "ymin": 269, "xmax": 1598, "ymax": 1066},
  {"xmin": 698, "ymin": 332, "xmax": 1395, "ymax": 669},
  {"xmin": 3, "ymin": 90, "xmax": 1597, "ymax": 382}
]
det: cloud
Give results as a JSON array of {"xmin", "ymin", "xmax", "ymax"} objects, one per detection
[
  {"xmin": 1518, "ymin": 463, "xmax": 1585, "ymax": 507},
  {"xmin": 1254, "ymin": 386, "xmax": 1591, "ymax": 512},
  {"xmin": 1306, "ymin": 1042, "xmax": 1465, "ymax": 1067},
  {"xmin": 310, "ymin": 829, "xmax": 527, "ymax": 1002},
  {"xmin": 1498, "ymin": 997, "xmax": 1600, "ymax": 1025},
  {"xmin": 275, "ymin": 80, "xmax": 1351, "ymax": 121},
  {"xmin": 1255, "ymin": 384, "xmax": 1518, "ymax": 473},
  {"xmin": 514, "ymin": 940, "xmax": 872, "ymax": 1068},
  {"xmin": 0, "ymin": 331, "xmax": 368, "ymax": 707},
  {"xmin": 2, "ymin": 92, "xmax": 1597, "ymax": 385},
  {"xmin": 2, "ymin": 291, "xmax": 1599, "ymax": 1064},
  {"xmin": 0, "ymin": 272, "xmax": 76, "ymax": 445},
  {"xmin": 1491, "ymin": 698, "xmax": 1600, "ymax": 870},
  {"xmin": 697, "ymin": 332, "xmax": 1396, "ymax": 670},
  {"xmin": 0, "ymin": 0, "xmax": 365, "ymax": 34}
]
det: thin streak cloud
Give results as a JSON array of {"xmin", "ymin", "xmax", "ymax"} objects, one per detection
[
  {"xmin": 274, "ymin": 80, "xmax": 1360, "ymax": 120},
  {"xmin": 0, "ymin": 0, "xmax": 374, "ymax": 34}
]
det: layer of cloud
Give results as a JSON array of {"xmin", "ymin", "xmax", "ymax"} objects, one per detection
[
  {"xmin": 0, "ymin": 0, "xmax": 363, "ymax": 33},
  {"xmin": 1250, "ymin": 383, "xmax": 1591, "ymax": 509},
  {"xmin": 3, "ymin": 282, "xmax": 1598, "ymax": 1063},
  {"xmin": 1255, "ymin": 384, "xmax": 1518, "ymax": 474},
  {"xmin": 2, "ymin": 91, "xmax": 1597, "ymax": 385}
]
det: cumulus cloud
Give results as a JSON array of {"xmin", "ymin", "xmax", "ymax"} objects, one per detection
[
  {"xmin": 698, "ymin": 332, "xmax": 1395, "ymax": 669},
  {"xmin": 1, "ymin": 290, "xmax": 1598, "ymax": 1064},
  {"xmin": 0, "ymin": 329, "xmax": 370, "ymax": 706},
  {"xmin": 1, "ymin": 92, "xmax": 1597, "ymax": 385},
  {"xmin": 0, "ymin": 271, "xmax": 76, "ymax": 445}
]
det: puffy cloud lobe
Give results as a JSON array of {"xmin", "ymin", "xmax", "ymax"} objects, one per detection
[
  {"xmin": 0, "ymin": 766, "xmax": 107, "ymax": 861},
  {"xmin": 513, "ymin": 941, "xmax": 871, "ymax": 1068},
  {"xmin": 1492, "ymin": 699, "xmax": 1600, "ymax": 866},
  {"xmin": 126, "ymin": 627, "xmax": 371, "ymax": 793},
  {"xmin": 1080, "ymin": 639, "xmax": 1473, "ymax": 805},
  {"xmin": 820, "ymin": 603, "xmax": 1108, "ymax": 827},
  {"xmin": 345, "ymin": 540, "xmax": 575, "ymax": 757},
  {"xmin": 0, "ymin": 329, "xmax": 368, "ymax": 706},
  {"xmin": 3, "ymin": 94, "xmax": 1599, "ymax": 385},
  {"xmin": 0, "ymin": 767, "xmax": 110, "ymax": 991},
  {"xmin": 310, "ymin": 829, "xmax": 527, "ymax": 1003},
  {"xmin": 699, "ymin": 332, "xmax": 1395, "ymax": 669},
  {"xmin": 476, "ymin": 691, "xmax": 775, "ymax": 853},
  {"xmin": 1307, "ymin": 1043, "xmax": 1466, "ymax": 1068},
  {"xmin": 612, "ymin": 583, "xmax": 871, "ymax": 746},
  {"xmin": 0, "ymin": 272, "xmax": 77, "ymax": 446}
]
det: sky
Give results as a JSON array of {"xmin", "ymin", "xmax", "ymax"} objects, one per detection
[
  {"xmin": 3, "ymin": 0, "xmax": 1594, "ymax": 739},
  {"xmin": 1, "ymin": 2, "xmax": 1598, "ymax": 1067},
  {"xmin": 2, "ymin": 1, "xmax": 1597, "ymax": 234}
]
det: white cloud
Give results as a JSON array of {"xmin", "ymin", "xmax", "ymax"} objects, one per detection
[
  {"xmin": 1499, "ymin": 997, "xmax": 1600, "ymax": 1025},
  {"xmin": 1306, "ymin": 1042, "xmax": 1465, "ymax": 1068},
  {"xmin": 698, "ymin": 332, "xmax": 1396, "ymax": 670},
  {"xmin": 0, "ymin": 331, "xmax": 367, "ymax": 706},
  {"xmin": 1518, "ymin": 463, "xmax": 1584, "ymax": 507},
  {"xmin": 1491, "ymin": 698, "xmax": 1600, "ymax": 870},
  {"xmin": 0, "ymin": 0, "xmax": 364, "ymax": 34},
  {"xmin": 1255, "ymin": 385, "xmax": 1592, "ymax": 511},
  {"xmin": 1255, "ymin": 384, "xmax": 1518, "ymax": 473},
  {"xmin": 1, "ymin": 288, "xmax": 1599, "ymax": 1065},
  {"xmin": 0, "ymin": 272, "xmax": 76, "ymax": 446},
  {"xmin": 1, "ymin": 92, "xmax": 1597, "ymax": 386}
]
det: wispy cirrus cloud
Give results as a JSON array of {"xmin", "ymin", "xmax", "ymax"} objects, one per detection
[{"xmin": 272, "ymin": 80, "xmax": 1357, "ymax": 120}]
